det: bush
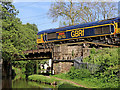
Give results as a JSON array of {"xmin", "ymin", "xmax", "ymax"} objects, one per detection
[
  {"xmin": 67, "ymin": 67, "xmax": 91, "ymax": 80},
  {"xmin": 83, "ymin": 48, "xmax": 119, "ymax": 88}
]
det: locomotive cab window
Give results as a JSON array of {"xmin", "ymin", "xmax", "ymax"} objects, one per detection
[
  {"xmin": 95, "ymin": 27, "xmax": 102, "ymax": 34},
  {"xmin": 47, "ymin": 33, "xmax": 56, "ymax": 40},
  {"xmin": 95, "ymin": 25, "xmax": 110, "ymax": 34},
  {"xmin": 102, "ymin": 25, "xmax": 110, "ymax": 34}
]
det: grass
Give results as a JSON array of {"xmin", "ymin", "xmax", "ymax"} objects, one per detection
[
  {"xmin": 51, "ymin": 73, "xmax": 97, "ymax": 88},
  {"xmin": 51, "ymin": 73, "xmax": 119, "ymax": 88},
  {"xmin": 28, "ymin": 74, "xmax": 84, "ymax": 88},
  {"xmin": 28, "ymin": 74, "xmax": 59, "ymax": 84},
  {"xmin": 28, "ymin": 81, "xmax": 56, "ymax": 88}
]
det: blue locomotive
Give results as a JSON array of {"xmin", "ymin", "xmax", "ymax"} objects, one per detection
[{"xmin": 37, "ymin": 17, "xmax": 120, "ymax": 45}]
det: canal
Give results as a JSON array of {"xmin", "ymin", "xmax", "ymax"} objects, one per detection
[
  {"xmin": 2, "ymin": 76, "xmax": 57, "ymax": 89},
  {"xmin": 12, "ymin": 79, "xmax": 57, "ymax": 88},
  {"xmin": 2, "ymin": 76, "xmax": 83, "ymax": 89},
  {"xmin": 1, "ymin": 61, "xmax": 84, "ymax": 89},
  {"xmin": 2, "ymin": 75, "xmax": 86, "ymax": 89}
]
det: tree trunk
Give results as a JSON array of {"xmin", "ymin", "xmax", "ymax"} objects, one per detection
[{"xmin": 2, "ymin": 60, "xmax": 12, "ymax": 77}]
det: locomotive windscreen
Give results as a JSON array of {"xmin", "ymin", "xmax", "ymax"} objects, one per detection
[{"xmin": 47, "ymin": 33, "xmax": 56, "ymax": 40}]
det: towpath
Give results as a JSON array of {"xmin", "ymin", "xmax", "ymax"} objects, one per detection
[{"xmin": 46, "ymin": 76, "xmax": 88, "ymax": 88}]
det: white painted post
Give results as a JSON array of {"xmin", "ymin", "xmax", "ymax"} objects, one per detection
[
  {"xmin": 52, "ymin": 70, "xmax": 54, "ymax": 74},
  {"xmin": 49, "ymin": 59, "xmax": 52, "ymax": 67}
]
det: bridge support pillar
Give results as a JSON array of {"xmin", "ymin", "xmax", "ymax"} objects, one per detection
[{"xmin": 52, "ymin": 61, "xmax": 73, "ymax": 75}]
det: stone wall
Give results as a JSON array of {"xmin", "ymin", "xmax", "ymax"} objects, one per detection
[
  {"xmin": 53, "ymin": 62, "xmax": 73, "ymax": 74},
  {"xmin": 53, "ymin": 45, "xmax": 83, "ymax": 60},
  {"xmin": 82, "ymin": 48, "xmax": 91, "ymax": 58},
  {"xmin": 52, "ymin": 45, "xmax": 91, "ymax": 74}
]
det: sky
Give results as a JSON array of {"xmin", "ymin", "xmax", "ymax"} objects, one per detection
[
  {"xmin": 13, "ymin": 2, "xmax": 59, "ymax": 31},
  {"xmin": 12, "ymin": 0, "xmax": 120, "ymax": 32}
]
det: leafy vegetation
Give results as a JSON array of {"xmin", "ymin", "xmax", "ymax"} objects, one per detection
[
  {"xmin": 12, "ymin": 60, "xmax": 37, "ymax": 78},
  {"xmin": 12, "ymin": 66, "xmax": 26, "ymax": 81},
  {"xmin": 52, "ymin": 48, "xmax": 119, "ymax": 88},
  {"xmin": 2, "ymin": 2, "xmax": 38, "ymax": 62},
  {"xmin": 66, "ymin": 67, "xmax": 91, "ymax": 80},
  {"xmin": 83, "ymin": 48, "xmax": 119, "ymax": 85}
]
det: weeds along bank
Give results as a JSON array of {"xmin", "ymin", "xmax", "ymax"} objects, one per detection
[
  {"xmin": 52, "ymin": 48, "xmax": 119, "ymax": 88},
  {"xmin": 28, "ymin": 74, "xmax": 85, "ymax": 88},
  {"xmin": 12, "ymin": 61, "xmax": 37, "ymax": 80}
]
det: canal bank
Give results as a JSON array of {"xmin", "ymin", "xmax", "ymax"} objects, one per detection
[
  {"xmin": 2, "ymin": 65, "xmax": 85, "ymax": 89},
  {"xmin": 28, "ymin": 74, "xmax": 86, "ymax": 88}
]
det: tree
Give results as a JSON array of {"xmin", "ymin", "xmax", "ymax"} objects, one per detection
[
  {"xmin": 2, "ymin": 2, "xmax": 38, "ymax": 61},
  {"xmin": 48, "ymin": 0, "xmax": 118, "ymax": 27},
  {"xmin": 88, "ymin": 2, "xmax": 118, "ymax": 21},
  {"xmin": 48, "ymin": 0, "xmax": 84, "ymax": 26}
]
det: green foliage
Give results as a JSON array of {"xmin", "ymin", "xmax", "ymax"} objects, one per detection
[
  {"xmin": 83, "ymin": 48, "xmax": 119, "ymax": 88},
  {"xmin": 2, "ymin": 2, "xmax": 38, "ymax": 61},
  {"xmin": 25, "ymin": 61, "xmax": 36, "ymax": 76},
  {"xmin": 12, "ymin": 66, "xmax": 26, "ymax": 81},
  {"xmin": 13, "ymin": 61, "xmax": 37, "ymax": 77},
  {"xmin": 67, "ymin": 67, "xmax": 91, "ymax": 80},
  {"xmin": 13, "ymin": 61, "xmax": 27, "ymax": 68}
]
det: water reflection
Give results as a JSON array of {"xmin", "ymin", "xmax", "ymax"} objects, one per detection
[
  {"xmin": 0, "ymin": 67, "xmax": 2, "ymax": 89},
  {"xmin": 12, "ymin": 79, "xmax": 38, "ymax": 88},
  {"xmin": 2, "ymin": 77, "xmax": 56, "ymax": 89},
  {"xmin": 2, "ymin": 76, "xmax": 12, "ymax": 89},
  {"xmin": 12, "ymin": 79, "xmax": 57, "ymax": 89}
]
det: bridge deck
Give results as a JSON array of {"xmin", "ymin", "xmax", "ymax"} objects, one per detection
[{"xmin": 23, "ymin": 48, "xmax": 52, "ymax": 54}]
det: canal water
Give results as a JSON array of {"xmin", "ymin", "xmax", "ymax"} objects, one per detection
[
  {"xmin": 12, "ymin": 79, "xmax": 57, "ymax": 89},
  {"xmin": 2, "ymin": 76, "xmax": 85, "ymax": 89},
  {"xmin": 2, "ymin": 76, "xmax": 57, "ymax": 89}
]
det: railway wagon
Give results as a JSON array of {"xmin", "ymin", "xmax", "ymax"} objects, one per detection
[{"xmin": 37, "ymin": 17, "xmax": 120, "ymax": 46}]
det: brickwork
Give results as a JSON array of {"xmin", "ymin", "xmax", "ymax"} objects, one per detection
[
  {"xmin": 53, "ymin": 45, "xmax": 83, "ymax": 60},
  {"xmin": 53, "ymin": 62, "xmax": 73, "ymax": 74}
]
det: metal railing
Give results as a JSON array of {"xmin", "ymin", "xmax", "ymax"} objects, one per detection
[{"xmin": 74, "ymin": 56, "xmax": 100, "ymax": 73}]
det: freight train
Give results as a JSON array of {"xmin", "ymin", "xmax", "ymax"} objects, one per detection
[{"xmin": 37, "ymin": 17, "xmax": 120, "ymax": 47}]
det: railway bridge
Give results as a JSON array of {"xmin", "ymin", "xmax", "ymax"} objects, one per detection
[
  {"xmin": 2, "ymin": 41, "xmax": 119, "ymax": 77},
  {"xmin": 1, "ymin": 40, "xmax": 119, "ymax": 79},
  {"xmin": 13, "ymin": 41, "xmax": 119, "ymax": 75}
]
